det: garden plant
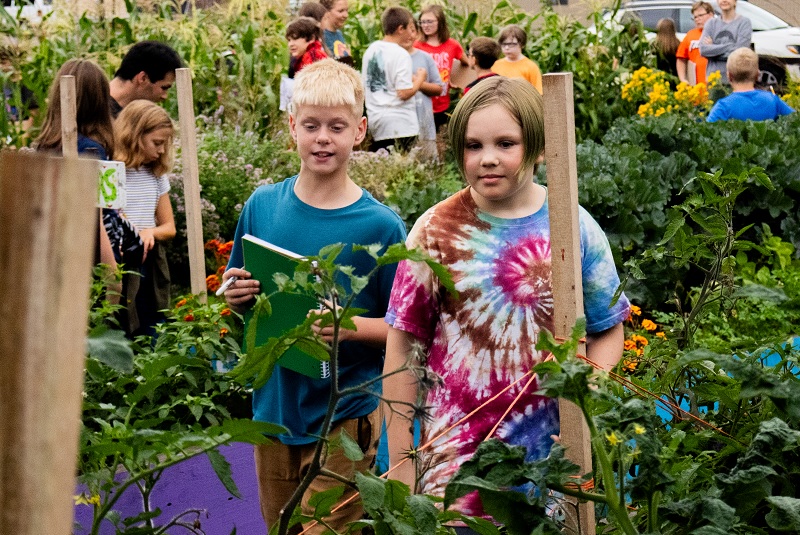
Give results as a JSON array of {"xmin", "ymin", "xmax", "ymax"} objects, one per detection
[{"xmin": 2, "ymin": 0, "xmax": 799, "ymax": 532}]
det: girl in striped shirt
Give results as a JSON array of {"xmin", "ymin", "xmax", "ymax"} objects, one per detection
[{"xmin": 114, "ymin": 100, "xmax": 176, "ymax": 336}]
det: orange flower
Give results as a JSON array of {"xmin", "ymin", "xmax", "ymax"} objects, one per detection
[
  {"xmin": 622, "ymin": 358, "xmax": 638, "ymax": 372},
  {"xmin": 656, "ymin": 332, "xmax": 666, "ymax": 339},
  {"xmin": 184, "ymin": 313, "xmax": 195, "ymax": 322},
  {"xmin": 624, "ymin": 339, "xmax": 637, "ymax": 351},
  {"xmin": 216, "ymin": 265, "xmax": 226, "ymax": 275},
  {"xmin": 630, "ymin": 305, "xmax": 642, "ymax": 316},
  {"xmin": 641, "ymin": 319, "xmax": 657, "ymax": 331},
  {"xmin": 206, "ymin": 274, "xmax": 221, "ymax": 292},
  {"xmin": 219, "ymin": 327, "xmax": 229, "ymax": 337},
  {"xmin": 204, "ymin": 239, "xmax": 221, "ymax": 251},
  {"xmin": 632, "ymin": 334, "xmax": 649, "ymax": 346},
  {"xmin": 220, "ymin": 308, "xmax": 232, "ymax": 316},
  {"xmin": 217, "ymin": 241, "xmax": 233, "ymax": 256},
  {"xmin": 175, "ymin": 298, "xmax": 187, "ymax": 308}
]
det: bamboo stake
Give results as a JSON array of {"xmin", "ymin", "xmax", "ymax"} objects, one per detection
[
  {"xmin": 60, "ymin": 75, "xmax": 78, "ymax": 158},
  {"xmin": 175, "ymin": 67, "xmax": 207, "ymax": 302},
  {"xmin": 543, "ymin": 72, "xmax": 596, "ymax": 535},
  {"xmin": 0, "ymin": 151, "xmax": 98, "ymax": 534}
]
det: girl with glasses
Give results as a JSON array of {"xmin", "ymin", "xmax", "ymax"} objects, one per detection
[{"xmin": 414, "ymin": 4, "xmax": 469, "ymax": 131}]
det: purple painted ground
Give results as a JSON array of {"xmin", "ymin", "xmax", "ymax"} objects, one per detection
[{"xmin": 73, "ymin": 442, "xmax": 264, "ymax": 534}]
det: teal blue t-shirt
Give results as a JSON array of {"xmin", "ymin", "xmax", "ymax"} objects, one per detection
[{"xmin": 228, "ymin": 176, "xmax": 407, "ymax": 444}]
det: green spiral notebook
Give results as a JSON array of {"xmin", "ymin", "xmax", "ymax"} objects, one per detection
[{"xmin": 242, "ymin": 234, "xmax": 331, "ymax": 379}]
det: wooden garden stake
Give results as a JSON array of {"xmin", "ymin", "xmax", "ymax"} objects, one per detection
[
  {"xmin": 543, "ymin": 72, "xmax": 596, "ymax": 535},
  {"xmin": 60, "ymin": 75, "xmax": 78, "ymax": 157},
  {"xmin": 176, "ymin": 67, "xmax": 207, "ymax": 302},
  {"xmin": 0, "ymin": 151, "xmax": 98, "ymax": 534}
]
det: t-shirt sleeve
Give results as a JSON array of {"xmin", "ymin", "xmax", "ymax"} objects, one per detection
[
  {"xmin": 676, "ymin": 35, "xmax": 691, "ymax": 59},
  {"xmin": 706, "ymin": 100, "xmax": 726, "ymax": 122},
  {"xmin": 775, "ymin": 96, "xmax": 794, "ymax": 117},
  {"xmin": 157, "ymin": 176, "xmax": 170, "ymax": 197},
  {"xmin": 579, "ymin": 208, "xmax": 630, "ymax": 333},
  {"xmin": 394, "ymin": 50, "xmax": 414, "ymax": 91},
  {"xmin": 385, "ymin": 212, "xmax": 438, "ymax": 343}
]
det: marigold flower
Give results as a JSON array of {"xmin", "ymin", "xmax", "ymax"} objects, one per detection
[
  {"xmin": 217, "ymin": 265, "xmax": 226, "ymax": 275},
  {"xmin": 184, "ymin": 313, "xmax": 195, "ymax": 322},
  {"xmin": 204, "ymin": 239, "xmax": 221, "ymax": 250},
  {"xmin": 206, "ymin": 274, "xmax": 221, "ymax": 292},
  {"xmin": 622, "ymin": 358, "xmax": 638, "ymax": 372},
  {"xmin": 220, "ymin": 307, "xmax": 232, "ymax": 316},
  {"xmin": 632, "ymin": 334, "xmax": 649, "ymax": 346},
  {"xmin": 630, "ymin": 305, "xmax": 641, "ymax": 316},
  {"xmin": 217, "ymin": 241, "xmax": 233, "ymax": 256},
  {"xmin": 656, "ymin": 332, "xmax": 666, "ymax": 339},
  {"xmin": 219, "ymin": 328, "xmax": 229, "ymax": 337},
  {"xmin": 175, "ymin": 298, "xmax": 187, "ymax": 308},
  {"xmin": 641, "ymin": 319, "xmax": 657, "ymax": 331},
  {"xmin": 624, "ymin": 339, "xmax": 638, "ymax": 351}
]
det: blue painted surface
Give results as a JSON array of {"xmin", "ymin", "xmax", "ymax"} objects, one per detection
[{"xmin": 73, "ymin": 442, "xmax": 263, "ymax": 534}]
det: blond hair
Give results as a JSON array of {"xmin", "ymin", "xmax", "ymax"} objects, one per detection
[
  {"xmin": 449, "ymin": 76, "xmax": 544, "ymax": 178},
  {"xmin": 727, "ymin": 47, "xmax": 759, "ymax": 84},
  {"xmin": 290, "ymin": 58, "xmax": 363, "ymax": 118},
  {"xmin": 114, "ymin": 100, "xmax": 175, "ymax": 176}
]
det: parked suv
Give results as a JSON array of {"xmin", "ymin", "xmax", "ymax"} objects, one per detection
[
  {"xmin": 603, "ymin": 1, "xmax": 800, "ymax": 87},
  {"xmin": 2, "ymin": 0, "xmax": 52, "ymax": 22}
]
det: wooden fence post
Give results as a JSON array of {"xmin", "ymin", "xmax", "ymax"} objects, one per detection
[
  {"xmin": 175, "ymin": 67, "xmax": 207, "ymax": 302},
  {"xmin": 543, "ymin": 72, "xmax": 596, "ymax": 535},
  {"xmin": 0, "ymin": 151, "xmax": 99, "ymax": 534},
  {"xmin": 60, "ymin": 75, "xmax": 78, "ymax": 157}
]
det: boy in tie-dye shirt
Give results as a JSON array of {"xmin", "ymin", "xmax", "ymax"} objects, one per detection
[{"xmin": 383, "ymin": 77, "xmax": 630, "ymax": 520}]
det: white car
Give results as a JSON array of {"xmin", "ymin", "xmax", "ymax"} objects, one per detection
[
  {"xmin": 603, "ymin": 1, "xmax": 800, "ymax": 86},
  {"xmin": 2, "ymin": 0, "xmax": 52, "ymax": 22}
]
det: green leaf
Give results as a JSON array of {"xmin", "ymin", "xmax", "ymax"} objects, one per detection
[
  {"xmin": 307, "ymin": 485, "xmax": 345, "ymax": 518},
  {"xmin": 765, "ymin": 496, "xmax": 800, "ymax": 531},
  {"xmin": 86, "ymin": 326, "xmax": 134, "ymax": 373},
  {"xmin": 356, "ymin": 472, "xmax": 387, "ymax": 514},
  {"xmin": 406, "ymin": 494, "xmax": 438, "ymax": 534},
  {"xmin": 338, "ymin": 427, "xmax": 365, "ymax": 462},
  {"xmin": 206, "ymin": 447, "xmax": 241, "ymax": 498}
]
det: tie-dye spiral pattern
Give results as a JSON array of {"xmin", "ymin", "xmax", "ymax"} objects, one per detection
[{"xmin": 386, "ymin": 188, "xmax": 630, "ymax": 515}]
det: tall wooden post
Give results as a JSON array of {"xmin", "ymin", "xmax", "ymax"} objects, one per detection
[
  {"xmin": 60, "ymin": 75, "xmax": 78, "ymax": 157},
  {"xmin": 175, "ymin": 67, "xmax": 207, "ymax": 302},
  {"xmin": 543, "ymin": 72, "xmax": 596, "ymax": 535},
  {"xmin": 0, "ymin": 151, "xmax": 99, "ymax": 534}
]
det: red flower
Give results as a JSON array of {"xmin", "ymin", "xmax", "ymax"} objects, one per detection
[
  {"xmin": 184, "ymin": 313, "xmax": 195, "ymax": 322},
  {"xmin": 217, "ymin": 241, "xmax": 233, "ymax": 257},
  {"xmin": 204, "ymin": 239, "xmax": 221, "ymax": 251},
  {"xmin": 175, "ymin": 298, "xmax": 187, "ymax": 308},
  {"xmin": 220, "ymin": 308, "xmax": 232, "ymax": 316},
  {"xmin": 219, "ymin": 328, "xmax": 229, "ymax": 337}
]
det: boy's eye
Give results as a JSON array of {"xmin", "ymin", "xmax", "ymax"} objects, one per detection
[
  {"xmin": 465, "ymin": 142, "xmax": 481, "ymax": 150},
  {"xmin": 303, "ymin": 123, "xmax": 319, "ymax": 131}
]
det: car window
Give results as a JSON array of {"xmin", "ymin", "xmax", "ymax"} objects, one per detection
[
  {"xmin": 735, "ymin": 2, "xmax": 790, "ymax": 31},
  {"xmin": 631, "ymin": 8, "xmax": 678, "ymax": 32},
  {"xmin": 676, "ymin": 7, "xmax": 696, "ymax": 34}
]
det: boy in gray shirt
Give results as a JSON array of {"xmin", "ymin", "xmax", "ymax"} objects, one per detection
[{"xmin": 699, "ymin": 0, "xmax": 751, "ymax": 83}]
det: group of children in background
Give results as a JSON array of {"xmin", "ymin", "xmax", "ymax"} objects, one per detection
[
  {"xmin": 279, "ymin": 1, "xmax": 545, "ymax": 158},
  {"xmin": 33, "ymin": 45, "xmax": 181, "ymax": 338}
]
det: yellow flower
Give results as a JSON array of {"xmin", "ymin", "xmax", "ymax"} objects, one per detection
[
  {"xmin": 633, "ymin": 423, "xmax": 646, "ymax": 435},
  {"xmin": 624, "ymin": 339, "xmax": 638, "ymax": 351},
  {"xmin": 641, "ymin": 319, "xmax": 657, "ymax": 331},
  {"xmin": 656, "ymin": 331, "xmax": 667, "ymax": 339},
  {"xmin": 622, "ymin": 358, "xmax": 638, "ymax": 372},
  {"xmin": 632, "ymin": 334, "xmax": 649, "ymax": 346},
  {"xmin": 74, "ymin": 493, "xmax": 101, "ymax": 506},
  {"xmin": 630, "ymin": 305, "xmax": 642, "ymax": 316},
  {"xmin": 606, "ymin": 431, "xmax": 622, "ymax": 446}
]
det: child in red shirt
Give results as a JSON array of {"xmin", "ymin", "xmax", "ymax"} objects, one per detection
[{"xmin": 286, "ymin": 17, "xmax": 328, "ymax": 79}]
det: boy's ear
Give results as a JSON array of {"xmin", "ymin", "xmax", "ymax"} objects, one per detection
[
  {"xmin": 288, "ymin": 113, "xmax": 298, "ymax": 142},
  {"xmin": 354, "ymin": 116, "xmax": 367, "ymax": 146}
]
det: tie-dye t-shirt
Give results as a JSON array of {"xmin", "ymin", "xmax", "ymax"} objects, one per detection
[{"xmin": 386, "ymin": 187, "xmax": 630, "ymax": 515}]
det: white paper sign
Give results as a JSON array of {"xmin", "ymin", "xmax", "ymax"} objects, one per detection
[{"xmin": 97, "ymin": 160, "xmax": 126, "ymax": 209}]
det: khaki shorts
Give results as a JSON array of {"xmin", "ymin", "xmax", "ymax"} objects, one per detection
[{"xmin": 254, "ymin": 407, "xmax": 382, "ymax": 535}]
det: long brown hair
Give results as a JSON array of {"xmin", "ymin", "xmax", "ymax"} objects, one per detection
[
  {"xmin": 34, "ymin": 59, "xmax": 114, "ymax": 157},
  {"xmin": 654, "ymin": 18, "xmax": 680, "ymax": 57},
  {"xmin": 419, "ymin": 5, "xmax": 450, "ymax": 44}
]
